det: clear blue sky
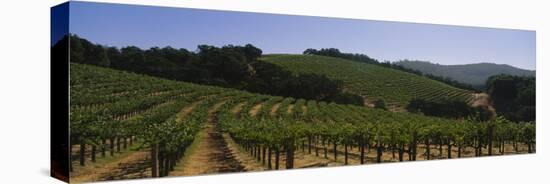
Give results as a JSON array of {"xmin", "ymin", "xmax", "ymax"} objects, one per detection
[{"xmin": 67, "ymin": 1, "xmax": 536, "ymax": 70}]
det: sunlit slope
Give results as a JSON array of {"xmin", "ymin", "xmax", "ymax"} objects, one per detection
[
  {"xmin": 262, "ymin": 54, "xmax": 473, "ymax": 108},
  {"xmin": 68, "ymin": 63, "xmax": 532, "ymax": 182}
]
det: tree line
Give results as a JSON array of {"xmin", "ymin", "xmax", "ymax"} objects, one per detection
[
  {"xmin": 404, "ymin": 74, "xmax": 535, "ymax": 122},
  {"xmin": 487, "ymin": 74, "xmax": 535, "ymax": 122},
  {"xmin": 303, "ymin": 48, "xmax": 478, "ymax": 91},
  {"xmin": 53, "ymin": 35, "xmax": 363, "ymax": 106}
]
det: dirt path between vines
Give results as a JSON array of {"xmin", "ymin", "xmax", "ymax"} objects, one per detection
[
  {"xmin": 176, "ymin": 100, "xmax": 203, "ymax": 121},
  {"xmin": 249, "ymin": 103, "xmax": 263, "ymax": 117},
  {"xmin": 270, "ymin": 102, "xmax": 281, "ymax": 116},
  {"xmin": 231, "ymin": 102, "xmax": 246, "ymax": 115},
  {"xmin": 287, "ymin": 104, "xmax": 294, "ymax": 114},
  {"xmin": 170, "ymin": 101, "xmax": 247, "ymax": 176}
]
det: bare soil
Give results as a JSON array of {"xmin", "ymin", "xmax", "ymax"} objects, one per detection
[
  {"xmin": 70, "ymin": 150, "xmax": 151, "ymax": 183},
  {"xmin": 231, "ymin": 102, "xmax": 246, "ymax": 115},
  {"xmin": 270, "ymin": 102, "xmax": 281, "ymax": 116},
  {"xmin": 176, "ymin": 100, "xmax": 202, "ymax": 121},
  {"xmin": 170, "ymin": 102, "xmax": 247, "ymax": 176},
  {"xmin": 223, "ymin": 133, "xmax": 266, "ymax": 171},
  {"xmin": 306, "ymin": 141, "xmax": 532, "ymax": 165},
  {"xmin": 249, "ymin": 103, "xmax": 263, "ymax": 117},
  {"xmin": 471, "ymin": 93, "xmax": 496, "ymax": 117},
  {"xmin": 287, "ymin": 104, "xmax": 294, "ymax": 114},
  {"xmin": 278, "ymin": 149, "xmax": 338, "ymax": 169}
]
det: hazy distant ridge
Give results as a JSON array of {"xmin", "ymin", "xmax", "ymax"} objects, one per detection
[{"xmin": 394, "ymin": 60, "xmax": 535, "ymax": 88}]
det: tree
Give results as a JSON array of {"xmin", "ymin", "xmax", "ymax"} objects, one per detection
[
  {"xmin": 69, "ymin": 35, "xmax": 85, "ymax": 64},
  {"xmin": 97, "ymin": 47, "xmax": 110, "ymax": 67},
  {"xmin": 119, "ymin": 46, "xmax": 145, "ymax": 71},
  {"xmin": 406, "ymin": 98, "xmax": 477, "ymax": 119},
  {"xmin": 243, "ymin": 44, "xmax": 262, "ymax": 62},
  {"xmin": 487, "ymin": 74, "xmax": 536, "ymax": 122},
  {"xmin": 374, "ymin": 99, "xmax": 387, "ymax": 110}
]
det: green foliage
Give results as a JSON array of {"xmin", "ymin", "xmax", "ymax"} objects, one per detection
[
  {"xmin": 487, "ymin": 74, "xmax": 536, "ymax": 122},
  {"xmin": 70, "ymin": 63, "xmax": 226, "ymax": 171},
  {"xmin": 71, "ymin": 63, "xmax": 535, "ymax": 172},
  {"xmin": 263, "ymin": 54, "xmax": 473, "ymax": 108},
  {"xmin": 56, "ymin": 35, "xmax": 361, "ymax": 106},
  {"xmin": 406, "ymin": 98, "xmax": 481, "ymax": 119},
  {"xmin": 373, "ymin": 99, "xmax": 387, "ymax": 110},
  {"xmin": 303, "ymin": 48, "xmax": 478, "ymax": 91}
]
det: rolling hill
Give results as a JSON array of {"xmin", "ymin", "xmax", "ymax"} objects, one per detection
[
  {"xmin": 394, "ymin": 60, "xmax": 535, "ymax": 88},
  {"xmin": 69, "ymin": 63, "xmax": 533, "ymax": 182},
  {"xmin": 262, "ymin": 54, "xmax": 474, "ymax": 109}
]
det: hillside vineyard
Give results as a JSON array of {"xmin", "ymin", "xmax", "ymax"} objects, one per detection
[
  {"xmin": 69, "ymin": 63, "xmax": 535, "ymax": 181},
  {"xmin": 264, "ymin": 54, "xmax": 473, "ymax": 107}
]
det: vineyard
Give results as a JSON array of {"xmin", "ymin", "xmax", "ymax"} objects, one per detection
[
  {"xmin": 262, "ymin": 54, "xmax": 474, "ymax": 108},
  {"xmin": 69, "ymin": 63, "xmax": 535, "ymax": 182}
]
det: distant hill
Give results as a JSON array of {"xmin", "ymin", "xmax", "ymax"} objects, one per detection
[
  {"xmin": 263, "ymin": 54, "xmax": 473, "ymax": 109},
  {"xmin": 394, "ymin": 60, "xmax": 535, "ymax": 88}
]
